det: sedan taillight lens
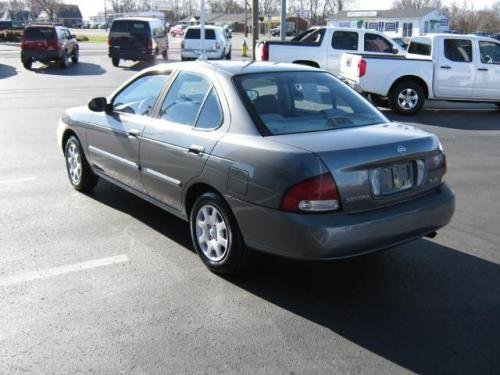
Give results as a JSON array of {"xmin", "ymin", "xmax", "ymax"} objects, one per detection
[{"xmin": 281, "ymin": 173, "xmax": 341, "ymax": 213}]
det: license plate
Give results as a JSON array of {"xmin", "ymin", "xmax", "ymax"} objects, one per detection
[{"xmin": 370, "ymin": 163, "xmax": 413, "ymax": 196}]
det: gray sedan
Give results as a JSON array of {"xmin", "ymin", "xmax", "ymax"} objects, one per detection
[{"xmin": 57, "ymin": 61, "xmax": 455, "ymax": 273}]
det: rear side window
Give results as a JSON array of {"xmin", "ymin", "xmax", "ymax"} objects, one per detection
[
  {"xmin": 196, "ymin": 89, "xmax": 223, "ymax": 129},
  {"xmin": 444, "ymin": 39, "xmax": 472, "ymax": 62},
  {"xmin": 408, "ymin": 40, "xmax": 432, "ymax": 56},
  {"xmin": 364, "ymin": 33, "xmax": 393, "ymax": 53},
  {"xmin": 112, "ymin": 74, "xmax": 170, "ymax": 116},
  {"xmin": 159, "ymin": 72, "xmax": 211, "ymax": 125},
  {"xmin": 297, "ymin": 28, "xmax": 325, "ymax": 44},
  {"xmin": 331, "ymin": 31, "xmax": 358, "ymax": 50},
  {"xmin": 185, "ymin": 29, "xmax": 216, "ymax": 40},
  {"xmin": 24, "ymin": 27, "xmax": 55, "ymax": 40}
]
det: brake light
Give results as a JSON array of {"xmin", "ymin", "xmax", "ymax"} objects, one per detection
[
  {"xmin": 281, "ymin": 173, "xmax": 341, "ymax": 213},
  {"xmin": 108, "ymin": 37, "xmax": 111, "ymax": 47},
  {"xmin": 147, "ymin": 38, "xmax": 153, "ymax": 49},
  {"xmin": 20, "ymin": 36, "xmax": 26, "ymax": 49},
  {"xmin": 47, "ymin": 38, "xmax": 59, "ymax": 51},
  {"xmin": 358, "ymin": 59, "xmax": 367, "ymax": 77},
  {"xmin": 261, "ymin": 42, "xmax": 269, "ymax": 61}
]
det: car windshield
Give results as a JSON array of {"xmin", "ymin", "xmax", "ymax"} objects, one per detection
[
  {"xmin": 234, "ymin": 71, "xmax": 387, "ymax": 136},
  {"xmin": 185, "ymin": 28, "xmax": 216, "ymax": 39}
]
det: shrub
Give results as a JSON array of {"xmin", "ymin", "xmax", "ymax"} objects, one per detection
[
  {"xmin": 76, "ymin": 35, "xmax": 89, "ymax": 42},
  {"xmin": 0, "ymin": 30, "xmax": 23, "ymax": 42}
]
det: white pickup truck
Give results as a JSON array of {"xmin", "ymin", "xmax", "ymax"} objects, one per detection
[
  {"xmin": 255, "ymin": 27, "xmax": 404, "ymax": 75},
  {"xmin": 340, "ymin": 34, "xmax": 500, "ymax": 115}
]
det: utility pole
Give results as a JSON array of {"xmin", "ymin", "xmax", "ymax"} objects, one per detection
[
  {"xmin": 280, "ymin": 0, "xmax": 286, "ymax": 41},
  {"xmin": 244, "ymin": 0, "xmax": 248, "ymax": 38},
  {"xmin": 252, "ymin": 0, "xmax": 258, "ymax": 59},
  {"xmin": 199, "ymin": 0, "xmax": 206, "ymax": 60},
  {"xmin": 104, "ymin": 0, "xmax": 107, "ymax": 30}
]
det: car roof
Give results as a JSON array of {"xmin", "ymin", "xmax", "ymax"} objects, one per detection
[
  {"xmin": 186, "ymin": 25, "xmax": 222, "ymax": 30},
  {"xmin": 418, "ymin": 33, "xmax": 498, "ymax": 42},
  {"xmin": 112, "ymin": 17, "xmax": 160, "ymax": 23},
  {"xmin": 141, "ymin": 61, "xmax": 322, "ymax": 78}
]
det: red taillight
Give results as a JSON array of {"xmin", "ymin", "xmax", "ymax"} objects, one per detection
[
  {"xmin": 358, "ymin": 59, "xmax": 367, "ymax": 77},
  {"xmin": 147, "ymin": 38, "xmax": 153, "ymax": 49},
  {"xmin": 281, "ymin": 173, "xmax": 341, "ymax": 213},
  {"xmin": 48, "ymin": 38, "xmax": 59, "ymax": 51},
  {"xmin": 21, "ymin": 36, "xmax": 26, "ymax": 49},
  {"xmin": 108, "ymin": 37, "xmax": 111, "ymax": 47},
  {"xmin": 261, "ymin": 42, "xmax": 269, "ymax": 61}
]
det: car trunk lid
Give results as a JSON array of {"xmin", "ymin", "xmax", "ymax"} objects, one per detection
[
  {"xmin": 270, "ymin": 123, "xmax": 446, "ymax": 213},
  {"xmin": 110, "ymin": 20, "xmax": 151, "ymax": 51}
]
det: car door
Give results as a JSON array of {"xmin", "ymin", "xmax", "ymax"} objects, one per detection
[
  {"xmin": 86, "ymin": 73, "xmax": 171, "ymax": 191},
  {"xmin": 434, "ymin": 38, "xmax": 475, "ymax": 98},
  {"xmin": 140, "ymin": 70, "xmax": 227, "ymax": 212},
  {"xmin": 473, "ymin": 40, "xmax": 500, "ymax": 100},
  {"xmin": 328, "ymin": 30, "xmax": 359, "ymax": 75}
]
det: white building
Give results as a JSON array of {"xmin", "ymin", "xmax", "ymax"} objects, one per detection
[{"xmin": 328, "ymin": 8, "xmax": 449, "ymax": 38}]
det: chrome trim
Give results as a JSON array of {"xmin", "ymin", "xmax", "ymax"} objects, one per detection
[
  {"xmin": 143, "ymin": 167, "xmax": 181, "ymax": 186},
  {"xmin": 141, "ymin": 136, "xmax": 187, "ymax": 152},
  {"xmin": 88, "ymin": 145, "xmax": 139, "ymax": 169}
]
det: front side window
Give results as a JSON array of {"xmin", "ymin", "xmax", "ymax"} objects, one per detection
[
  {"xmin": 112, "ymin": 74, "xmax": 169, "ymax": 116},
  {"xmin": 331, "ymin": 31, "xmax": 358, "ymax": 51},
  {"xmin": 479, "ymin": 41, "xmax": 500, "ymax": 64},
  {"xmin": 234, "ymin": 72, "xmax": 387, "ymax": 136},
  {"xmin": 295, "ymin": 28, "xmax": 325, "ymax": 44},
  {"xmin": 364, "ymin": 33, "xmax": 393, "ymax": 53},
  {"xmin": 159, "ymin": 72, "xmax": 211, "ymax": 125},
  {"xmin": 444, "ymin": 39, "xmax": 473, "ymax": 62}
]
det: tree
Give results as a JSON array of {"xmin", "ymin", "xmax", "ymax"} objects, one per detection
[{"xmin": 392, "ymin": 0, "xmax": 442, "ymax": 9}]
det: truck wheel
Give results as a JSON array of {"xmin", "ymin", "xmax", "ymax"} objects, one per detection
[
  {"xmin": 71, "ymin": 48, "xmax": 79, "ymax": 64},
  {"xmin": 368, "ymin": 93, "xmax": 389, "ymax": 108},
  {"xmin": 111, "ymin": 58, "xmax": 120, "ymax": 67},
  {"xmin": 226, "ymin": 48, "xmax": 231, "ymax": 60},
  {"xmin": 22, "ymin": 58, "xmax": 32, "ymax": 70},
  {"xmin": 389, "ymin": 80, "xmax": 425, "ymax": 115},
  {"xmin": 59, "ymin": 51, "xmax": 69, "ymax": 69},
  {"xmin": 162, "ymin": 50, "xmax": 168, "ymax": 60}
]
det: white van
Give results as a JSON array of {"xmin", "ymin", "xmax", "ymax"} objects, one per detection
[{"xmin": 181, "ymin": 25, "xmax": 231, "ymax": 61}]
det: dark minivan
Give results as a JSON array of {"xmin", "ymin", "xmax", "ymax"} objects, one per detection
[{"xmin": 108, "ymin": 17, "xmax": 168, "ymax": 67}]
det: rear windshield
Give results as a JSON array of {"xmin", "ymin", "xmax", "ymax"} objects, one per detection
[
  {"xmin": 408, "ymin": 39, "xmax": 432, "ymax": 56},
  {"xmin": 185, "ymin": 28, "xmax": 216, "ymax": 40},
  {"xmin": 24, "ymin": 27, "xmax": 56, "ymax": 40},
  {"xmin": 234, "ymin": 72, "xmax": 386, "ymax": 136},
  {"xmin": 110, "ymin": 20, "xmax": 150, "ymax": 34}
]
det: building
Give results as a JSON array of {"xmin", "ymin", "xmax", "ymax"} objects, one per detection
[
  {"xmin": 328, "ymin": 8, "xmax": 449, "ymax": 38},
  {"xmin": 38, "ymin": 4, "xmax": 83, "ymax": 28}
]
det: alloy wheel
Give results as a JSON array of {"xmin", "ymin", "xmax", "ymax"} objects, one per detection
[{"xmin": 195, "ymin": 204, "xmax": 229, "ymax": 262}]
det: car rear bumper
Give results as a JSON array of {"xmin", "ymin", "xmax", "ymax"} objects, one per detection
[
  {"xmin": 181, "ymin": 50, "xmax": 224, "ymax": 60},
  {"xmin": 228, "ymin": 184, "xmax": 455, "ymax": 260},
  {"xmin": 340, "ymin": 77, "xmax": 364, "ymax": 93},
  {"xmin": 109, "ymin": 48, "xmax": 154, "ymax": 61},
  {"xmin": 21, "ymin": 50, "xmax": 61, "ymax": 61}
]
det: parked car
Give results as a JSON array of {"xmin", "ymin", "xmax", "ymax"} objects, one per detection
[
  {"xmin": 108, "ymin": 17, "xmax": 168, "ymax": 67},
  {"xmin": 181, "ymin": 25, "xmax": 231, "ymax": 61},
  {"xmin": 256, "ymin": 26, "xmax": 404, "ymax": 75},
  {"xmin": 21, "ymin": 24, "xmax": 79, "ymax": 70},
  {"xmin": 57, "ymin": 61, "xmax": 454, "ymax": 274},
  {"xmin": 0, "ymin": 20, "xmax": 25, "ymax": 30},
  {"xmin": 269, "ymin": 26, "xmax": 295, "ymax": 37},
  {"xmin": 340, "ymin": 34, "xmax": 500, "ymax": 115},
  {"xmin": 492, "ymin": 33, "xmax": 500, "ymax": 41},
  {"xmin": 170, "ymin": 24, "xmax": 186, "ymax": 37}
]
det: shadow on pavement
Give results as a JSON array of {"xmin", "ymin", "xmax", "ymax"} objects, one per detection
[
  {"xmin": 0, "ymin": 63, "xmax": 17, "ymax": 79},
  {"xmin": 89, "ymin": 179, "xmax": 499, "ymax": 374},
  {"xmin": 383, "ymin": 104, "xmax": 500, "ymax": 131},
  {"xmin": 31, "ymin": 62, "xmax": 106, "ymax": 76}
]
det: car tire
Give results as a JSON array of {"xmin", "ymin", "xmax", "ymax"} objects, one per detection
[
  {"xmin": 64, "ymin": 136, "xmax": 98, "ymax": 192},
  {"xmin": 388, "ymin": 80, "xmax": 425, "ymax": 115},
  {"xmin": 59, "ymin": 51, "xmax": 69, "ymax": 69},
  {"xmin": 190, "ymin": 192, "xmax": 252, "ymax": 274},
  {"xmin": 495, "ymin": 103, "xmax": 500, "ymax": 109},
  {"xmin": 22, "ymin": 58, "xmax": 32, "ymax": 70},
  {"xmin": 162, "ymin": 50, "xmax": 168, "ymax": 60},
  {"xmin": 226, "ymin": 48, "xmax": 231, "ymax": 60},
  {"xmin": 112, "ymin": 58, "xmax": 120, "ymax": 67},
  {"xmin": 368, "ymin": 93, "xmax": 389, "ymax": 108},
  {"xmin": 71, "ymin": 48, "xmax": 79, "ymax": 64}
]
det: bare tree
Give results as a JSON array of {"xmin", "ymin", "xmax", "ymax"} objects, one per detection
[
  {"xmin": 28, "ymin": 0, "xmax": 61, "ymax": 21},
  {"xmin": 392, "ymin": 0, "xmax": 442, "ymax": 9}
]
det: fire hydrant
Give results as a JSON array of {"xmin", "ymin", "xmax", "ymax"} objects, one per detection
[{"xmin": 241, "ymin": 40, "xmax": 248, "ymax": 57}]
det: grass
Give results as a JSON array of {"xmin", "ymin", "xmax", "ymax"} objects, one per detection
[{"xmin": 76, "ymin": 34, "xmax": 108, "ymax": 44}]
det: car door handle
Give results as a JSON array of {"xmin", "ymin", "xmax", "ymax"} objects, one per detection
[
  {"xmin": 478, "ymin": 68, "xmax": 488, "ymax": 71},
  {"xmin": 128, "ymin": 129, "xmax": 141, "ymax": 138},
  {"xmin": 440, "ymin": 65, "xmax": 452, "ymax": 69},
  {"xmin": 187, "ymin": 144, "xmax": 204, "ymax": 156}
]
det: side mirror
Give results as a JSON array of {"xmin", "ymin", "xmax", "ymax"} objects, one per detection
[{"xmin": 88, "ymin": 97, "xmax": 109, "ymax": 112}]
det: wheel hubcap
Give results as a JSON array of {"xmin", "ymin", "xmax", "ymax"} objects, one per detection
[
  {"xmin": 66, "ymin": 142, "xmax": 82, "ymax": 185},
  {"xmin": 397, "ymin": 88, "xmax": 418, "ymax": 110},
  {"xmin": 195, "ymin": 204, "xmax": 229, "ymax": 262}
]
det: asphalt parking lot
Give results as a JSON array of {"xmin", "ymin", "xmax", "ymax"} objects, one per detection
[{"xmin": 1, "ymin": 38, "xmax": 499, "ymax": 374}]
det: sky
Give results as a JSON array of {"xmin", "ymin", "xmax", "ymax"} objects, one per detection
[{"xmin": 65, "ymin": 0, "xmax": 497, "ymax": 19}]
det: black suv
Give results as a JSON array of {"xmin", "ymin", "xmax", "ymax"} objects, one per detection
[
  {"xmin": 108, "ymin": 17, "xmax": 168, "ymax": 67},
  {"xmin": 21, "ymin": 25, "xmax": 79, "ymax": 70}
]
